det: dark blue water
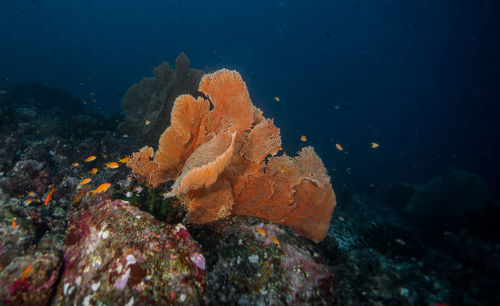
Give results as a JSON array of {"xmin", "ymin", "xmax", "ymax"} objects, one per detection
[{"xmin": 1, "ymin": 0, "xmax": 498, "ymax": 196}]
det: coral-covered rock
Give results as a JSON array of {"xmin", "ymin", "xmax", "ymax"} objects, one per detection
[
  {"xmin": 0, "ymin": 132, "xmax": 18, "ymax": 173},
  {"xmin": 0, "ymin": 251, "xmax": 62, "ymax": 305},
  {"xmin": 197, "ymin": 215, "xmax": 335, "ymax": 305},
  {"xmin": 55, "ymin": 195, "xmax": 206, "ymax": 304},
  {"xmin": 0, "ymin": 160, "xmax": 49, "ymax": 196},
  {"xmin": 0, "ymin": 188, "xmax": 66, "ymax": 305},
  {"xmin": 0, "ymin": 197, "xmax": 38, "ymax": 268}
]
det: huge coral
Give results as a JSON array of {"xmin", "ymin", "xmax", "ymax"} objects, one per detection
[{"xmin": 127, "ymin": 69, "xmax": 336, "ymax": 242}]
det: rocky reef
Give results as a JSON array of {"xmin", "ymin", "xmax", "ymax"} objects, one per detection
[{"xmin": 1, "ymin": 78, "xmax": 499, "ymax": 305}]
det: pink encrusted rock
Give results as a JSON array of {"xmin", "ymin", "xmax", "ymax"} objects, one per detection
[
  {"xmin": 200, "ymin": 215, "xmax": 335, "ymax": 305},
  {"xmin": 0, "ymin": 251, "xmax": 62, "ymax": 305},
  {"xmin": 54, "ymin": 196, "xmax": 205, "ymax": 305},
  {"xmin": 190, "ymin": 252, "xmax": 206, "ymax": 271}
]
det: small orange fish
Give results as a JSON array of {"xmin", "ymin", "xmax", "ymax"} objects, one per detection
[
  {"xmin": 44, "ymin": 188, "xmax": 56, "ymax": 206},
  {"xmin": 12, "ymin": 218, "xmax": 16, "ymax": 229},
  {"xmin": 26, "ymin": 199, "xmax": 33, "ymax": 204},
  {"xmin": 28, "ymin": 191, "xmax": 35, "ymax": 196},
  {"xmin": 145, "ymin": 120, "xmax": 151, "ymax": 125},
  {"xmin": 21, "ymin": 264, "xmax": 32, "ymax": 281},
  {"xmin": 270, "ymin": 237, "xmax": 280, "ymax": 245},
  {"xmin": 105, "ymin": 162, "xmax": 119, "ymax": 169},
  {"xmin": 72, "ymin": 162, "xmax": 79, "ymax": 167},
  {"xmin": 255, "ymin": 228, "xmax": 266, "ymax": 236},
  {"xmin": 335, "ymin": 143, "xmax": 344, "ymax": 151},
  {"xmin": 85, "ymin": 156, "xmax": 96, "ymax": 162},
  {"xmin": 118, "ymin": 156, "xmax": 130, "ymax": 163},
  {"xmin": 274, "ymin": 96, "xmax": 280, "ymax": 102},
  {"xmin": 300, "ymin": 135, "xmax": 307, "ymax": 142},
  {"xmin": 79, "ymin": 178, "xmax": 92, "ymax": 186},
  {"xmin": 371, "ymin": 142, "xmax": 380, "ymax": 149},
  {"xmin": 89, "ymin": 168, "xmax": 98, "ymax": 175},
  {"xmin": 92, "ymin": 183, "xmax": 111, "ymax": 195}
]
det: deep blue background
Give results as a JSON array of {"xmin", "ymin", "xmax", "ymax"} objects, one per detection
[{"xmin": 1, "ymin": 0, "xmax": 498, "ymax": 194}]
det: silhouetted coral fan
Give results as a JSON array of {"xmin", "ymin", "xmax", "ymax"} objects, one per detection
[
  {"xmin": 127, "ymin": 69, "xmax": 336, "ymax": 242},
  {"xmin": 119, "ymin": 52, "xmax": 204, "ymax": 146}
]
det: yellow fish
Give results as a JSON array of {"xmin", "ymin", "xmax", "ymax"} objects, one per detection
[
  {"xmin": 274, "ymin": 96, "xmax": 280, "ymax": 102},
  {"xmin": 79, "ymin": 178, "xmax": 92, "ymax": 186},
  {"xmin": 145, "ymin": 120, "xmax": 151, "ymax": 125},
  {"xmin": 335, "ymin": 143, "xmax": 344, "ymax": 151},
  {"xmin": 300, "ymin": 135, "xmax": 307, "ymax": 142},
  {"xmin": 371, "ymin": 142, "xmax": 380, "ymax": 149},
  {"xmin": 85, "ymin": 156, "xmax": 96, "ymax": 162},
  {"xmin": 44, "ymin": 188, "xmax": 56, "ymax": 206},
  {"xmin": 105, "ymin": 162, "xmax": 120, "ymax": 169},
  {"xmin": 21, "ymin": 264, "xmax": 32, "ymax": 281},
  {"xmin": 89, "ymin": 168, "xmax": 98, "ymax": 175},
  {"xmin": 118, "ymin": 156, "xmax": 130, "ymax": 163},
  {"xmin": 92, "ymin": 183, "xmax": 111, "ymax": 195},
  {"xmin": 255, "ymin": 228, "xmax": 266, "ymax": 236}
]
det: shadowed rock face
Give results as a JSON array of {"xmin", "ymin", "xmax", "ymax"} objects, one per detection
[
  {"xmin": 196, "ymin": 215, "xmax": 335, "ymax": 305},
  {"xmin": 119, "ymin": 53, "xmax": 204, "ymax": 147}
]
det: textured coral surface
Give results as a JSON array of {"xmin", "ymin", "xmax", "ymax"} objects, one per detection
[
  {"xmin": 55, "ymin": 193, "xmax": 205, "ymax": 305},
  {"xmin": 128, "ymin": 69, "xmax": 336, "ymax": 242}
]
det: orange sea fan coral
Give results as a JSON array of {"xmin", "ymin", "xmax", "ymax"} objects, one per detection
[
  {"xmin": 126, "ymin": 146, "xmax": 158, "ymax": 185},
  {"xmin": 240, "ymin": 119, "xmax": 281, "ymax": 163},
  {"xmin": 166, "ymin": 132, "xmax": 237, "ymax": 197},
  {"xmin": 127, "ymin": 68, "xmax": 336, "ymax": 242},
  {"xmin": 127, "ymin": 69, "xmax": 255, "ymax": 188},
  {"xmin": 199, "ymin": 69, "xmax": 254, "ymax": 135},
  {"xmin": 233, "ymin": 147, "xmax": 336, "ymax": 242}
]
